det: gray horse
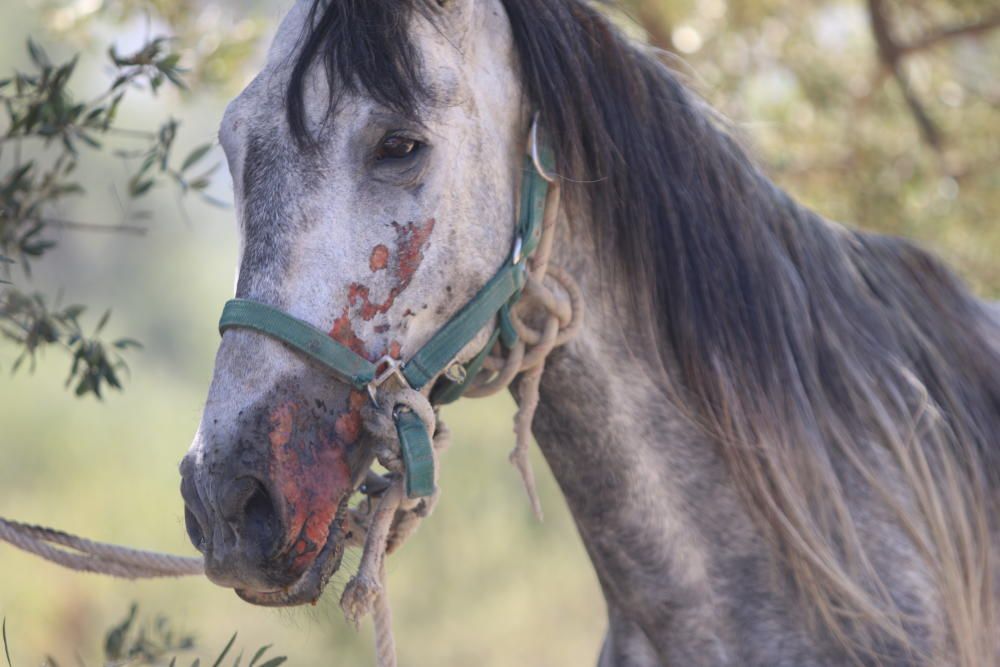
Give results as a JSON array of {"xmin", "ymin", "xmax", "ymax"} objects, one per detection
[{"xmin": 179, "ymin": 0, "xmax": 1000, "ymax": 664}]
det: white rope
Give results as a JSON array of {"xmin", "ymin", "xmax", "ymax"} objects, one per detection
[
  {"xmin": 343, "ymin": 400, "xmax": 450, "ymax": 667},
  {"xmin": 372, "ymin": 560, "xmax": 397, "ymax": 667},
  {"xmin": 0, "ymin": 517, "xmax": 202, "ymax": 578}
]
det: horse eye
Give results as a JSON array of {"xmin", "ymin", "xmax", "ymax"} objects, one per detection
[{"xmin": 376, "ymin": 135, "xmax": 422, "ymax": 161}]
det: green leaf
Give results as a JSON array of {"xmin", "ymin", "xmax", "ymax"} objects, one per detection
[
  {"xmin": 95, "ymin": 308, "xmax": 111, "ymax": 333},
  {"xmin": 211, "ymin": 633, "xmax": 237, "ymax": 667},
  {"xmin": 51, "ymin": 183, "xmax": 84, "ymax": 197},
  {"xmin": 129, "ymin": 179, "xmax": 155, "ymax": 198},
  {"xmin": 112, "ymin": 338, "xmax": 142, "ymax": 350},
  {"xmin": 104, "ymin": 92, "xmax": 125, "ymax": 129},
  {"xmin": 255, "ymin": 658, "xmax": 287, "ymax": 667},
  {"xmin": 20, "ymin": 239, "xmax": 57, "ymax": 257},
  {"xmin": 104, "ymin": 603, "xmax": 138, "ymax": 660},
  {"xmin": 76, "ymin": 131, "xmax": 101, "ymax": 149},
  {"xmin": 27, "ymin": 38, "xmax": 50, "ymax": 69},
  {"xmin": 3, "ymin": 617, "xmax": 12, "ymax": 667},
  {"xmin": 181, "ymin": 144, "xmax": 213, "ymax": 173},
  {"xmin": 247, "ymin": 645, "xmax": 272, "ymax": 667},
  {"xmin": 138, "ymin": 151, "xmax": 159, "ymax": 176},
  {"xmin": 157, "ymin": 53, "xmax": 182, "ymax": 71},
  {"xmin": 104, "ymin": 365, "xmax": 122, "ymax": 390},
  {"xmin": 162, "ymin": 68, "xmax": 188, "ymax": 90}
]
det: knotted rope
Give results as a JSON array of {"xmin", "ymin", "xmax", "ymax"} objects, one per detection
[
  {"xmin": 0, "ymin": 174, "xmax": 582, "ymax": 667},
  {"xmin": 338, "ymin": 391, "xmax": 450, "ymax": 667},
  {"xmin": 468, "ymin": 178, "xmax": 584, "ymax": 519}
]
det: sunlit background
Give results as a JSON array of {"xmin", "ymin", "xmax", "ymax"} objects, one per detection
[{"xmin": 0, "ymin": 0, "xmax": 996, "ymax": 664}]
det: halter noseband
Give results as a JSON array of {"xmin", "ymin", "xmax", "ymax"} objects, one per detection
[{"xmin": 217, "ymin": 115, "xmax": 556, "ymax": 499}]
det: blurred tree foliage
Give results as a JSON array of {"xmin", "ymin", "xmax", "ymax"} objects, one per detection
[
  {"xmin": 620, "ymin": 0, "xmax": 999, "ymax": 295},
  {"xmin": 0, "ymin": 34, "xmax": 218, "ymax": 398},
  {"xmin": 1, "ymin": 0, "xmax": 997, "ymax": 399},
  {"xmin": 0, "ymin": 0, "xmax": 273, "ymax": 399},
  {"xmin": 37, "ymin": 0, "xmax": 270, "ymax": 89}
]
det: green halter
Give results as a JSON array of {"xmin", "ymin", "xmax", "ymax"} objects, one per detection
[{"xmin": 218, "ymin": 117, "xmax": 556, "ymax": 499}]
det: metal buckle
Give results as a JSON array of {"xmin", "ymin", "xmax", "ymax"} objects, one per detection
[
  {"xmin": 366, "ymin": 355, "xmax": 411, "ymax": 406},
  {"xmin": 530, "ymin": 112, "xmax": 556, "ymax": 183},
  {"xmin": 511, "ymin": 235, "xmax": 524, "ymax": 265},
  {"xmin": 443, "ymin": 361, "xmax": 468, "ymax": 384}
]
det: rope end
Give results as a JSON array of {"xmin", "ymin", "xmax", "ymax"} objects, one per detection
[
  {"xmin": 340, "ymin": 573, "xmax": 382, "ymax": 628},
  {"xmin": 509, "ymin": 446, "xmax": 544, "ymax": 522}
]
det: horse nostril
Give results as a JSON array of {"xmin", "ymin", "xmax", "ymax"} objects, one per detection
[
  {"xmin": 184, "ymin": 506, "xmax": 205, "ymax": 552},
  {"xmin": 180, "ymin": 470, "xmax": 209, "ymax": 553},
  {"xmin": 241, "ymin": 480, "xmax": 282, "ymax": 560}
]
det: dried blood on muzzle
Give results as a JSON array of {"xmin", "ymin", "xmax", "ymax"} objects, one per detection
[{"xmin": 267, "ymin": 396, "xmax": 359, "ymax": 574}]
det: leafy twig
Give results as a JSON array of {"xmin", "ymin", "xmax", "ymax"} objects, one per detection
[{"xmin": 0, "ymin": 36, "xmax": 221, "ymax": 397}]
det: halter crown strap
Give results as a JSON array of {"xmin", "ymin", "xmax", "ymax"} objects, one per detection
[{"xmin": 218, "ymin": 115, "xmax": 556, "ymax": 499}]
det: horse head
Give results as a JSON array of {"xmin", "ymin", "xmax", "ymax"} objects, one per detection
[{"xmin": 179, "ymin": 0, "xmax": 529, "ymax": 603}]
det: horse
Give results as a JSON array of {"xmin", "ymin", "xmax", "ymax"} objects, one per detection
[{"xmin": 178, "ymin": 0, "xmax": 1000, "ymax": 664}]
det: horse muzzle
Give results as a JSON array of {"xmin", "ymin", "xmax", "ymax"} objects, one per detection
[{"xmin": 180, "ymin": 381, "xmax": 374, "ymax": 604}]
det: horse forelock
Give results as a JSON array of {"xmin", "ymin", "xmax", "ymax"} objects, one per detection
[
  {"xmin": 285, "ymin": 0, "xmax": 1000, "ymax": 663},
  {"xmin": 287, "ymin": 0, "xmax": 433, "ymax": 146}
]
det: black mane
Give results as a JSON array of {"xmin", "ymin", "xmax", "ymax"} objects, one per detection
[{"xmin": 287, "ymin": 0, "xmax": 429, "ymax": 141}]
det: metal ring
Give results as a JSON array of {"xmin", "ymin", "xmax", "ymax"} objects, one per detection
[
  {"xmin": 367, "ymin": 355, "xmax": 412, "ymax": 407},
  {"xmin": 530, "ymin": 112, "xmax": 556, "ymax": 183},
  {"xmin": 512, "ymin": 235, "xmax": 524, "ymax": 264}
]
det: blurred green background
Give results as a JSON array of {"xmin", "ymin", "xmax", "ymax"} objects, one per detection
[{"xmin": 0, "ymin": 0, "xmax": 996, "ymax": 665}]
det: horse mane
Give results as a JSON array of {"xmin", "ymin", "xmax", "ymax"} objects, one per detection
[{"xmin": 287, "ymin": 0, "xmax": 1000, "ymax": 663}]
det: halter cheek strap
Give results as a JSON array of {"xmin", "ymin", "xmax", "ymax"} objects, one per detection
[{"xmin": 218, "ymin": 116, "xmax": 556, "ymax": 499}]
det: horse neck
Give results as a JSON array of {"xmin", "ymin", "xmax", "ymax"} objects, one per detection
[{"xmin": 518, "ymin": 213, "xmax": 754, "ymax": 661}]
